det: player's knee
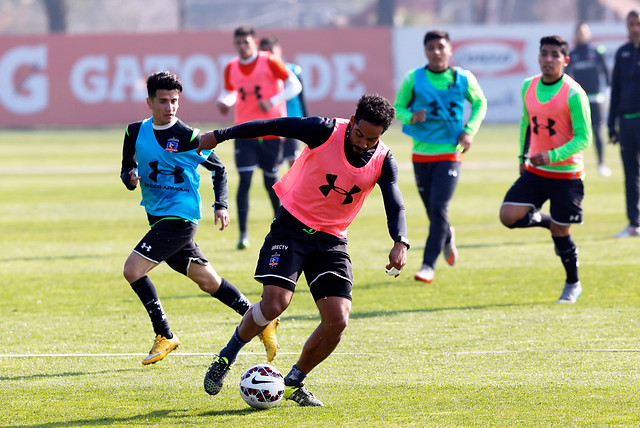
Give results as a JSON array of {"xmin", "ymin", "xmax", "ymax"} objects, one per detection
[
  {"xmin": 123, "ymin": 262, "xmax": 141, "ymax": 283},
  {"xmin": 499, "ymin": 207, "xmax": 518, "ymax": 228}
]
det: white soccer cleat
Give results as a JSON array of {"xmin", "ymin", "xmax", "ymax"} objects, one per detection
[
  {"xmin": 414, "ymin": 266, "xmax": 434, "ymax": 284},
  {"xmin": 555, "ymin": 281, "xmax": 582, "ymax": 304},
  {"xmin": 598, "ymin": 164, "xmax": 611, "ymax": 177},
  {"xmin": 443, "ymin": 226, "xmax": 458, "ymax": 266},
  {"xmin": 613, "ymin": 225, "xmax": 640, "ymax": 238}
]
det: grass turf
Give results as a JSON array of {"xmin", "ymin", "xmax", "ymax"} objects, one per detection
[{"xmin": 1, "ymin": 123, "xmax": 639, "ymax": 427}]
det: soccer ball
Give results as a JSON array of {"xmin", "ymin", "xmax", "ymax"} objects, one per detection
[{"xmin": 239, "ymin": 364, "xmax": 285, "ymax": 409}]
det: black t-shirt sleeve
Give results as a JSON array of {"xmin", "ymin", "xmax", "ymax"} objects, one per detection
[
  {"xmin": 120, "ymin": 122, "xmax": 141, "ymax": 190},
  {"xmin": 213, "ymin": 116, "xmax": 335, "ymax": 149},
  {"xmin": 200, "ymin": 149, "xmax": 229, "ymax": 211},
  {"xmin": 377, "ymin": 151, "xmax": 408, "ymax": 242}
]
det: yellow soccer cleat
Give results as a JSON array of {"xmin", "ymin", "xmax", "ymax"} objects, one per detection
[
  {"xmin": 142, "ymin": 334, "xmax": 180, "ymax": 365},
  {"xmin": 258, "ymin": 318, "xmax": 279, "ymax": 362}
]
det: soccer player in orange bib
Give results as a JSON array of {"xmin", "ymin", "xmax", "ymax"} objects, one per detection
[{"xmin": 499, "ymin": 36, "xmax": 591, "ymax": 304}]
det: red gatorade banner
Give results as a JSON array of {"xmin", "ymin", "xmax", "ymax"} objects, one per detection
[{"xmin": 0, "ymin": 28, "xmax": 393, "ymax": 127}]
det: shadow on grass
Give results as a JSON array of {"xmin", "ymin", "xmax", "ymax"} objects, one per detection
[
  {"xmin": 0, "ymin": 254, "xmax": 102, "ymax": 263},
  {"xmin": 4, "ymin": 409, "xmax": 209, "ymax": 428},
  {"xmin": 349, "ymin": 301, "xmax": 545, "ymax": 320},
  {"xmin": 0, "ymin": 367, "xmax": 136, "ymax": 382}
]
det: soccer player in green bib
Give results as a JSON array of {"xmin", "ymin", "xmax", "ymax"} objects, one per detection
[
  {"xmin": 499, "ymin": 36, "xmax": 592, "ymax": 303},
  {"xmin": 395, "ymin": 30, "xmax": 487, "ymax": 284}
]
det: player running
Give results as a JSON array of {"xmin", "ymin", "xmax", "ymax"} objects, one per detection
[
  {"xmin": 120, "ymin": 71, "xmax": 278, "ymax": 365},
  {"xmin": 499, "ymin": 36, "xmax": 591, "ymax": 303}
]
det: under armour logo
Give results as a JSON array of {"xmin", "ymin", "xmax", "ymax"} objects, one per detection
[
  {"xmin": 448, "ymin": 169, "xmax": 458, "ymax": 177},
  {"xmin": 429, "ymin": 101, "xmax": 440, "ymax": 116},
  {"xmin": 238, "ymin": 85, "xmax": 263, "ymax": 101},
  {"xmin": 569, "ymin": 215, "xmax": 581, "ymax": 222},
  {"xmin": 532, "ymin": 116, "xmax": 556, "ymax": 136},
  {"xmin": 140, "ymin": 242, "xmax": 152, "ymax": 252},
  {"xmin": 428, "ymin": 101, "xmax": 457, "ymax": 117},
  {"xmin": 319, "ymin": 174, "xmax": 361, "ymax": 205},
  {"xmin": 148, "ymin": 161, "xmax": 184, "ymax": 183}
]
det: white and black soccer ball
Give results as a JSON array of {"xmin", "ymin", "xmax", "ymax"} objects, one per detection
[{"xmin": 239, "ymin": 364, "xmax": 285, "ymax": 409}]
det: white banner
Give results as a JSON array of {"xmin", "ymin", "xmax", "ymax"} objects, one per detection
[{"xmin": 393, "ymin": 23, "xmax": 628, "ymax": 123}]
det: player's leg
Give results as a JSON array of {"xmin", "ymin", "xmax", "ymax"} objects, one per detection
[
  {"xmin": 282, "ymin": 244, "xmax": 352, "ymax": 406},
  {"xmin": 591, "ymin": 102, "xmax": 610, "ymax": 176},
  {"xmin": 204, "ymin": 228, "xmax": 302, "ymax": 395},
  {"xmin": 615, "ymin": 117, "xmax": 640, "ymax": 236},
  {"xmin": 258, "ymin": 138, "xmax": 282, "ymax": 216},
  {"xmin": 166, "ymin": 243, "xmax": 253, "ymax": 315},
  {"xmin": 204, "ymin": 286, "xmax": 292, "ymax": 395},
  {"xmin": 235, "ymin": 139, "xmax": 259, "ymax": 249},
  {"xmin": 123, "ymin": 220, "xmax": 188, "ymax": 364},
  {"xmin": 549, "ymin": 178, "xmax": 583, "ymax": 303},
  {"xmin": 500, "ymin": 171, "xmax": 551, "ymax": 229},
  {"xmin": 413, "ymin": 161, "xmax": 436, "ymax": 283}
]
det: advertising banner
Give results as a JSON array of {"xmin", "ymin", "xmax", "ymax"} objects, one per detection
[
  {"xmin": 393, "ymin": 23, "xmax": 628, "ymax": 123},
  {"xmin": 0, "ymin": 28, "xmax": 393, "ymax": 127}
]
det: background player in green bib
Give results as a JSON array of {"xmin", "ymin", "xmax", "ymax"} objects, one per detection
[
  {"xmin": 499, "ymin": 36, "xmax": 591, "ymax": 304},
  {"xmin": 394, "ymin": 30, "xmax": 487, "ymax": 284},
  {"xmin": 120, "ymin": 71, "xmax": 278, "ymax": 365}
]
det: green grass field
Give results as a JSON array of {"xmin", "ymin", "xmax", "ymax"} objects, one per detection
[{"xmin": 2, "ymin": 123, "xmax": 640, "ymax": 427}]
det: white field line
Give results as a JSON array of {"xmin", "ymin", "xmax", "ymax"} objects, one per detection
[
  {"xmin": 450, "ymin": 348, "xmax": 640, "ymax": 356},
  {"xmin": 0, "ymin": 351, "xmax": 382, "ymax": 358},
  {"xmin": 1, "ymin": 349, "xmax": 639, "ymax": 358}
]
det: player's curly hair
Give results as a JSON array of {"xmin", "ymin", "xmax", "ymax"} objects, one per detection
[
  {"xmin": 146, "ymin": 70, "xmax": 182, "ymax": 99},
  {"xmin": 354, "ymin": 94, "xmax": 395, "ymax": 133}
]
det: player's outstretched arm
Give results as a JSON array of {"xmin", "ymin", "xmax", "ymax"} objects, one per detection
[{"xmin": 197, "ymin": 131, "xmax": 219, "ymax": 155}]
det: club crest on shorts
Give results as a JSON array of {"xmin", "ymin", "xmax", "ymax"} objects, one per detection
[{"xmin": 268, "ymin": 253, "xmax": 280, "ymax": 268}]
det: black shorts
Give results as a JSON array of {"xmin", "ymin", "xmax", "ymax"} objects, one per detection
[
  {"xmin": 134, "ymin": 217, "xmax": 208, "ymax": 275},
  {"xmin": 234, "ymin": 138, "xmax": 282, "ymax": 175},
  {"xmin": 502, "ymin": 170, "xmax": 584, "ymax": 225},
  {"xmin": 254, "ymin": 208, "xmax": 353, "ymax": 301},
  {"xmin": 282, "ymin": 138, "xmax": 301, "ymax": 162}
]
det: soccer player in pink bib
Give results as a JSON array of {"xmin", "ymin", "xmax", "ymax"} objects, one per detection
[{"xmin": 199, "ymin": 94, "xmax": 409, "ymax": 406}]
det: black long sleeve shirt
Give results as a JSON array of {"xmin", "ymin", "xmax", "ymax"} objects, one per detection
[
  {"xmin": 566, "ymin": 42, "xmax": 609, "ymax": 97},
  {"xmin": 214, "ymin": 116, "xmax": 408, "ymax": 243},
  {"xmin": 120, "ymin": 118, "xmax": 229, "ymax": 211},
  {"xmin": 609, "ymin": 41, "xmax": 640, "ymax": 129}
]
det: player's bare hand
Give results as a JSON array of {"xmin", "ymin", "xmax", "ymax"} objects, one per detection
[
  {"xmin": 386, "ymin": 241, "xmax": 408, "ymax": 278},
  {"xmin": 457, "ymin": 132, "xmax": 473, "ymax": 153},
  {"xmin": 258, "ymin": 100, "xmax": 273, "ymax": 112},
  {"xmin": 214, "ymin": 209, "xmax": 230, "ymax": 231},
  {"xmin": 197, "ymin": 131, "xmax": 218, "ymax": 155},
  {"xmin": 519, "ymin": 163, "xmax": 526, "ymax": 175},
  {"xmin": 529, "ymin": 151, "xmax": 550, "ymax": 167},
  {"xmin": 128, "ymin": 169, "xmax": 140, "ymax": 187},
  {"xmin": 410, "ymin": 109, "xmax": 427, "ymax": 124}
]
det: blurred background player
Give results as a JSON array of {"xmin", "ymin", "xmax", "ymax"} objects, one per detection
[
  {"xmin": 199, "ymin": 94, "xmax": 409, "ymax": 406},
  {"xmin": 609, "ymin": 10, "xmax": 640, "ymax": 238},
  {"xmin": 217, "ymin": 25, "xmax": 302, "ymax": 249},
  {"xmin": 499, "ymin": 36, "xmax": 591, "ymax": 304},
  {"xmin": 394, "ymin": 30, "xmax": 487, "ymax": 285},
  {"xmin": 259, "ymin": 35, "xmax": 309, "ymax": 168},
  {"xmin": 120, "ymin": 71, "xmax": 278, "ymax": 365},
  {"xmin": 566, "ymin": 21, "xmax": 611, "ymax": 177}
]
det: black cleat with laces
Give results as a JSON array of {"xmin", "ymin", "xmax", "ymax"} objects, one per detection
[
  {"xmin": 203, "ymin": 355, "xmax": 231, "ymax": 395},
  {"xmin": 284, "ymin": 383, "xmax": 324, "ymax": 406}
]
